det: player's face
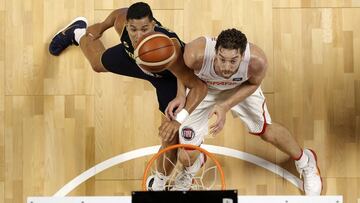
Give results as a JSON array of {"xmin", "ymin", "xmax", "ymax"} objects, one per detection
[
  {"xmin": 126, "ymin": 17, "xmax": 155, "ymax": 48},
  {"xmin": 214, "ymin": 47, "xmax": 242, "ymax": 79}
]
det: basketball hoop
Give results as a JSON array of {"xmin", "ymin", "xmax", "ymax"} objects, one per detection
[{"xmin": 142, "ymin": 144, "xmax": 226, "ymax": 191}]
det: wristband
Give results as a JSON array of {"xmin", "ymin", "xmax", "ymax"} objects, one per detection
[{"xmin": 175, "ymin": 109, "xmax": 189, "ymax": 124}]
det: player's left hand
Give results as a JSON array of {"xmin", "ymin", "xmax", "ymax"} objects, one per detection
[
  {"xmin": 159, "ymin": 120, "xmax": 181, "ymax": 142},
  {"xmin": 208, "ymin": 104, "xmax": 228, "ymax": 136},
  {"xmin": 165, "ymin": 96, "xmax": 186, "ymax": 120}
]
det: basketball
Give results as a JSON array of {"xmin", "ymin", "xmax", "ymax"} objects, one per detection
[{"xmin": 134, "ymin": 32, "xmax": 176, "ymax": 72}]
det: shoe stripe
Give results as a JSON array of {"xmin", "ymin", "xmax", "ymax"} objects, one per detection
[{"xmin": 61, "ymin": 24, "xmax": 78, "ymax": 35}]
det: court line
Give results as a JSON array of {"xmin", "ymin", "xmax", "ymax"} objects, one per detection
[{"xmin": 53, "ymin": 145, "xmax": 303, "ymax": 196}]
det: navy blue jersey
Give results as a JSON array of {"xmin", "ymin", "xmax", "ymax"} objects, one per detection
[
  {"xmin": 101, "ymin": 19, "xmax": 183, "ymax": 112},
  {"xmin": 121, "ymin": 19, "xmax": 185, "ymax": 56},
  {"xmin": 119, "ymin": 19, "xmax": 185, "ymax": 78}
]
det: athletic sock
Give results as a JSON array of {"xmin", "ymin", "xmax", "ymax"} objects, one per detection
[
  {"xmin": 74, "ymin": 28, "xmax": 86, "ymax": 45},
  {"xmin": 295, "ymin": 150, "xmax": 309, "ymax": 168}
]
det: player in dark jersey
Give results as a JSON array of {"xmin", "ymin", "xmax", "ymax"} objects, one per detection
[{"xmin": 49, "ymin": 2, "xmax": 207, "ymax": 190}]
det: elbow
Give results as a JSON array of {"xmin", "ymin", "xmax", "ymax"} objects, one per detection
[{"xmin": 199, "ymin": 80, "xmax": 208, "ymax": 97}]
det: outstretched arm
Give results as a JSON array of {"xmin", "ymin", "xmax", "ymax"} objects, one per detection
[
  {"xmin": 87, "ymin": 8, "xmax": 128, "ymax": 39},
  {"xmin": 165, "ymin": 36, "xmax": 206, "ymax": 119},
  {"xmin": 159, "ymin": 39, "xmax": 208, "ymax": 141},
  {"xmin": 168, "ymin": 39, "xmax": 208, "ymax": 114}
]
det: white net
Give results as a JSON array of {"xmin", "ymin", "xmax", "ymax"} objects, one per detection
[{"xmin": 143, "ymin": 144, "xmax": 225, "ymax": 191}]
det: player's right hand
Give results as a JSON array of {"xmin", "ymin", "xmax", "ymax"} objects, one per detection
[
  {"xmin": 86, "ymin": 23, "xmax": 104, "ymax": 40},
  {"xmin": 165, "ymin": 96, "xmax": 186, "ymax": 120}
]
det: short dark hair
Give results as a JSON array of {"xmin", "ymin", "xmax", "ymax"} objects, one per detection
[
  {"xmin": 126, "ymin": 2, "xmax": 154, "ymax": 21},
  {"xmin": 215, "ymin": 28, "xmax": 247, "ymax": 55}
]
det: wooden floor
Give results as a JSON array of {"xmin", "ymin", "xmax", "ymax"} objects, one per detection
[{"xmin": 1, "ymin": 0, "xmax": 360, "ymax": 202}]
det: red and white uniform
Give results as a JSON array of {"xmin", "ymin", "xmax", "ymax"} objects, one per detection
[{"xmin": 179, "ymin": 37, "xmax": 272, "ymax": 146}]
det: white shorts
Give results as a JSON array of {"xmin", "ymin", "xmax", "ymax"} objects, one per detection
[{"xmin": 179, "ymin": 87, "xmax": 272, "ymax": 146}]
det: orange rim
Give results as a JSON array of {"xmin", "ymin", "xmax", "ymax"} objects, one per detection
[{"xmin": 142, "ymin": 144, "xmax": 226, "ymax": 191}]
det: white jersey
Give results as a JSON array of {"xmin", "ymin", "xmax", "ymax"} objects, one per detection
[
  {"xmin": 195, "ymin": 37, "xmax": 251, "ymax": 91},
  {"xmin": 180, "ymin": 37, "xmax": 271, "ymax": 145}
]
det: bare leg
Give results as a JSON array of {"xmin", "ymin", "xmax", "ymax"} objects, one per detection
[
  {"xmin": 261, "ymin": 122, "xmax": 323, "ymax": 195},
  {"xmin": 156, "ymin": 134, "xmax": 178, "ymax": 176},
  {"xmin": 79, "ymin": 34, "xmax": 108, "ymax": 72},
  {"xmin": 171, "ymin": 148, "xmax": 203, "ymax": 191},
  {"xmin": 155, "ymin": 116, "xmax": 179, "ymax": 176},
  {"xmin": 178, "ymin": 149, "xmax": 200, "ymax": 167},
  {"xmin": 261, "ymin": 122, "xmax": 302, "ymax": 159}
]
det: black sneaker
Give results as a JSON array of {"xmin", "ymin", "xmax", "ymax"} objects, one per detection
[{"xmin": 49, "ymin": 17, "xmax": 87, "ymax": 56}]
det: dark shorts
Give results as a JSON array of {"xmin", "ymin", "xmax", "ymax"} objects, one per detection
[{"xmin": 101, "ymin": 44, "xmax": 177, "ymax": 113}]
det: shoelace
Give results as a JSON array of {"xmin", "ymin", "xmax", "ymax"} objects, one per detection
[{"xmin": 299, "ymin": 165, "xmax": 319, "ymax": 183}]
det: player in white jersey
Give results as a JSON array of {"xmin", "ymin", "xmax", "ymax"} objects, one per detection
[{"xmin": 153, "ymin": 28, "xmax": 322, "ymax": 195}]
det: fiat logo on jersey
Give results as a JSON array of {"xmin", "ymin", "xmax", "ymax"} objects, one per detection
[{"xmin": 181, "ymin": 127, "xmax": 195, "ymax": 141}]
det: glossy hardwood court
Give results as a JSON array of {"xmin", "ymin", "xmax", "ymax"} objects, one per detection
[{"xmin": 0, "ymin": 0, "xmax": 359, "ymax": 202}]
